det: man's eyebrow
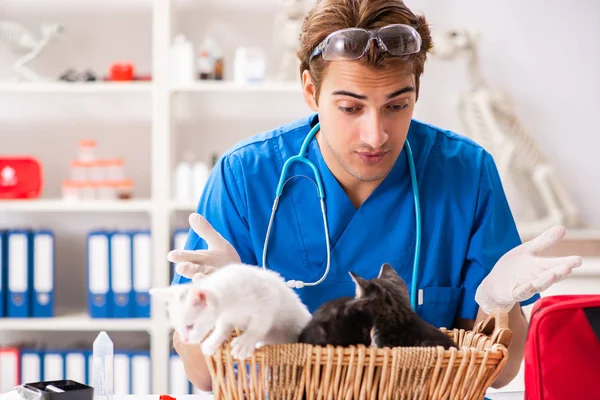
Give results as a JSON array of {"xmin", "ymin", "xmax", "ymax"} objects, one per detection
[
  {"xmin": 387, "ymin": 86, "xmax": 415, "ymax": 99},
  {"xmin": 331, "ymin": 86, "xmax": 415, "ymax": 100},
  {"xmin": 332, "ymin": 90, "xmax": 367, "ymax": 100}
]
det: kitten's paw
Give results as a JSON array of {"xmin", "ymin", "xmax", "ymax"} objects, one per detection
[
  {"xmin": 201, "ymin": 340, "xmax": 220, "ymax": 356},
  {"xmin": 231, "ymin": 335, "xmax": 258, "ymax": 360}
]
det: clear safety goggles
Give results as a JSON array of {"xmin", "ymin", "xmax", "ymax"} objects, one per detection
[{"xmin": 309, "ymin": 24, "xmax": 422, "ymax": 62}]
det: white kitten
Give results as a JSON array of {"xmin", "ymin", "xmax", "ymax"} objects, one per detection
[{"xmin": 150, "ymin": 263, "xmax": 312, "ymax": 360}]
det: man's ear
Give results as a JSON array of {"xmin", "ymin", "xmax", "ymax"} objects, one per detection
[
  {"xmin": 302, "ymin": 69, "xmax": 318, "ymax": 111},
  {"xmin": 378, "ymin": 263, "xmax": 398, "ymax": 279}
]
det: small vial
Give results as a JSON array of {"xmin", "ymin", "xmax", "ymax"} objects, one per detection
[
  {"xmin": 97, "ymin": 181, "xmax": 116, "ymax": 201},
  {"xmin": 62, "ymin": 180, "xmax": 82, "ymax": 201},
  {"xmin": 93, "ymin": 331, "xmax": 114, "ymax": 400},
  {"xmin": 70, "ymin": 160, "xmax": 90, "ymax": 181},
  {"xmin": 106, "ymin": 159, "xmax": 124, "ymax": 181},
  {"xmin": 115, "ymin": 179, "xmax": 134, "ymax": 200},
  {"xmin": 81, "ymin": 181, "xmax": 96, "ymax": 200},
  {"xmin": 79, "ymin": 139, "xmax": 97, "ymax": 162}
]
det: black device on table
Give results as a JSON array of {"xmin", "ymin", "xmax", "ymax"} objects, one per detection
[{"xmin": 18, "ymin": 380, "xmax": 93, "ymax": 400}]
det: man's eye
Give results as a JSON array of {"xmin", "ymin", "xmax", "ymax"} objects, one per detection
[
  {"xmin": 388, "ymin": 104, "xmax": 409, "ymax": 112},
  {"xmin": 339, "ymin": 106, "xmax": 361, "ymax": 114}
]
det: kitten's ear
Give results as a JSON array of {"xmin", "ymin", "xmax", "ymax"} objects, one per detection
[
  {"xmin": 349, "ymin": 271, "xmax": 369, "ymax": 297},
  {"xmin": 378, "ymin": 263, "xmax": 398, "ymax": 279},
  {"xmin": 188, "ymin": 287, "xmax": 215, "ymax": 308},
  {"xmin": 346, "ymin": 298, "xmax": 370, "ymax": 313},
  {"xmin": 149, "ymin": 286, "xmax": 177, "ymax": 302}
]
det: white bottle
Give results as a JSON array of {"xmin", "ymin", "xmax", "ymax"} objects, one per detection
[
  {"xmin": 175, "ymin": 151, "xmax": 195, "ymax": 204},
  {"xmin": 171, "ymin": 34, "xmax": 195, "ymax": 86},
  {"xmin": 93, "ymin": 331, "xmax": 114, "ymax": 400},
  {"xmin": 192, "ymin": 161, "xmax": 211, "ymax": 203}
]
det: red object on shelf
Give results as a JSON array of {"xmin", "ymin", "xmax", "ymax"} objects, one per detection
[
  {"xmin": 0, "ymin": 156, "xmax": 43, "ymax": 199},
  {"xmin": 109, "ymin": 62, "xmax": 135, "ymax": 81},
  {"xmin": 159, "ymin": 395, "xmax": 176, "ymax": 400}
]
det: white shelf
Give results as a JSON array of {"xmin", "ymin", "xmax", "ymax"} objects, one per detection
[
  {"xmin": 171, "ymin": 80, "xmax": 303, "ymax": 94},
  {"xmin": 520, "ymin": 228, "xmax": 600, "ymax": 242},
  {"xmin": 0, "ymin": 199, "xmax": 153, "ymax": 213},
  {"xmin": 0, "ymin": 81, "xmax": 153, "ymax": 94},
  {"xmin": 0, "ymin": 312, "xmax": 152, "ymax": 332},
  {"xmin": 170, "ymin": 201, "xmax": 196, "ymax": 212}
]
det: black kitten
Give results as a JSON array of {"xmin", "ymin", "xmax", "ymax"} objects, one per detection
[
  {"xmin": 349, "ymin": 264, "xmax": 457, "ymax": 350},
  {"xmin": 297, "ymin": 296, "xmax": 373, "ymax": 347}
]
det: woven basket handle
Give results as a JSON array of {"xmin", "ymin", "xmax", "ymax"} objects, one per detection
[{"xmin": 474, "ymin": 308, "xmax": 512, "ymax": 347}]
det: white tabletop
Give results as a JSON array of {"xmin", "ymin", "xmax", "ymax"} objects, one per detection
[{"xmin": 113, "ymin": 392, "xmax": 524, "ymax": 400}]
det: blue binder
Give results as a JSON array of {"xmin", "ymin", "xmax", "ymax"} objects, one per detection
[
  {"xmin": 111, "ymin": 231, "xmax": 133, "ymax": 318},
  {"xmin": 171, "ymin": 229, "xmax": 189, "ymax": 282},
  {"xmin": 0, "ymin": 230, "xmax": 5, "ymax": 317},
  {"xmin": 20, "ymin": 349, "xmax": 43, "ymax": 384},
  {"xmin": 64, "ymin": 350, "xmax": 88, "ymax": 386},
  {"xmin": 7, "ymin": 230, "xmax": 32, "ymax": 318},
  {"xmin": 43, "ymin": 350, "xmax": 65, "ymax": 381},
  {"xmin": 129, "ymin": 350, "xmax": 151, "ymax": 395},
  {"xmin": 87, "ymin": 230, "xmax": 112, "ymax": 318},
  {"xmin": 114, "ymin": 350, "xmax": 132, "ymax": 394},
  {"xmin": 132, "ymin": 231, "xmax": 151, "ymax": 318},
  {"xmin": 32, "ymin": 230, "xmax": 55, "ymax": 318}
]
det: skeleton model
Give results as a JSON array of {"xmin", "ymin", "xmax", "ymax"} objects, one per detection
[
  {"xmin": 0, "ymin": 21, "xmax": 63, "ymax": 81},
  {"xmin": 432, "ymin": 29, "xmax": 582, "ymax": 235},
  {"xmin": 273, "ymin": 0, "xmax": 308, "ymax": 81}
]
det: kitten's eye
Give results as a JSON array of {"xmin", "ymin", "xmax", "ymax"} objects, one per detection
[{"xmin": 186, "ymin": 324, "xmax": 194, "ymax": 330}]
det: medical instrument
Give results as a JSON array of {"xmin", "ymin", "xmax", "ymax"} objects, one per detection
[
  {"xmin": 92, "ymin": 331, "xmax": 114, "ymax": 400},
  {"xmin": 262, "ymin": 122, "xmax": 423, "ymax": 310},
  {"xmin": 432, "ymin": 28, "xmax": 581, "ymax": 235},
  {"xmin": 309, "ymin": 23, "xmax": 421, "ymax": 62}
]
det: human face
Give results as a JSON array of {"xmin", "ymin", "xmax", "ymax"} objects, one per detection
[{"xmin": 302, "ymin": 61, "xmax": 416, "ymax": 188}]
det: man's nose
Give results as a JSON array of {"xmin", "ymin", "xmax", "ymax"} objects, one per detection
[{"xmin": 360, "ymin": 115, "xmax": 388, "ymax": 149}]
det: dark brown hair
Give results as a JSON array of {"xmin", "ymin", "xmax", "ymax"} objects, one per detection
[{"xmin": 297, "ymin": 0, "xmax": 433, "ymax": 101}]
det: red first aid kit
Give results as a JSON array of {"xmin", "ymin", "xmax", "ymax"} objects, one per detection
[
  {"xmin": 524, "ymin": 294, "xmax": 600, "ymax": 399},
  {"xmin": 0, "ymin": 156, "xmax": 43, "ymax": 199}
]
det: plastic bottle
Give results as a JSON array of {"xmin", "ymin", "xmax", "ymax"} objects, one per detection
[
  {"xmin": 192, "ymin": 161, "xmax": 210, "ymax": 203},
  {"xmin": 93, "ymin": 331, "xmax": 114, "ymax": 400},
  {"xmin": 171, "ymin": 34, "xmax": 195, "ymax": 85},
  {"xmin": 175, "ymin": 151, "xmax": 195, "ymax": 203}
]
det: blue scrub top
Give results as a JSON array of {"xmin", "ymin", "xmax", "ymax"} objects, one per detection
[{"xmin": 172, "ymin": 113, "xmax": 539, "ymax": 329}]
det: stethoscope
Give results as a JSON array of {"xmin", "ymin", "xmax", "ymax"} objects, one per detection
[{"xmin": 262, "ymin": 122, "xmax": 422, "ymax": 310}]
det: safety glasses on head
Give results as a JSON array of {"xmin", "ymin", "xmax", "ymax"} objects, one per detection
[{"xmin": 310, "ymin": 24, "xmax": 422, "ymax": 63}]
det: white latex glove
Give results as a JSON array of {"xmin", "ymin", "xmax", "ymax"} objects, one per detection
[
  {"xmin": 475, "ymin": 225, "xmax": 583, "ymax": 314},
  {"xmin": 167, "ymin": 213, "xmax": 241, "ymax": 282}
]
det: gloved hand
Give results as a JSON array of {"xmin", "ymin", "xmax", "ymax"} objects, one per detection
[
  {"xmin": 167, "ymin": 213, "xmax": 241, "ymax": 282},
  {"xmin": 475, "ymin": 225, "xmax": 583, "ymax": 314}
]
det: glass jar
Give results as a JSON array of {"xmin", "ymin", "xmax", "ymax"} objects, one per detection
[
  {"xmin": 115, "ymin": 179, "xmax": 134, "ymax": 200},
  {"xmin": 78, "ymin": 139, "xmax": 97, "ymax": 162},
  {"xmin": 106, "ymin": 158, "xmax": 125, "ymax": 181},
  {"xmin": 62, "ymin": 180, "xmax": 82, "ymax": 201},
  {"xmin": 96, "ymin": 181, "xmax": 116, "ymax": 201}
]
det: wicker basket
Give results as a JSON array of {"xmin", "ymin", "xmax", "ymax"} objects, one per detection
[{"xmin": 203, "ymin": 308, "xmax": 512, "ymax": 400}]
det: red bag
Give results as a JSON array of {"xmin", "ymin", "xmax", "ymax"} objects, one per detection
[
  {"xmin": 0, "ymin": 156, "xmax": 43, "ymax": 199},
  {"xmin": 524, "ymin": 294, "xmax": 600, "ymax": 399}
]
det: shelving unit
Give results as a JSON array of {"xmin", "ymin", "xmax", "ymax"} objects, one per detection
[
  {"xmin": 1, "ymin": 0, "xmax": 598, "ymax": 395},
  {"xmin": 0, "ymin": 313, "xmax": 153, "ymax": 332},
  {"xmin": 0, "ymin": 199, "xmax": 153, "ymax": 213},
  {"xmin": 0, "ymin": 81, "xmax": 153, "ymax": 94}
]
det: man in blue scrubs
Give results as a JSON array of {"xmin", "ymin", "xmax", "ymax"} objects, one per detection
[{"xmin": 169, "ymin": 0, "xmax": 582, "ymax": 392}]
